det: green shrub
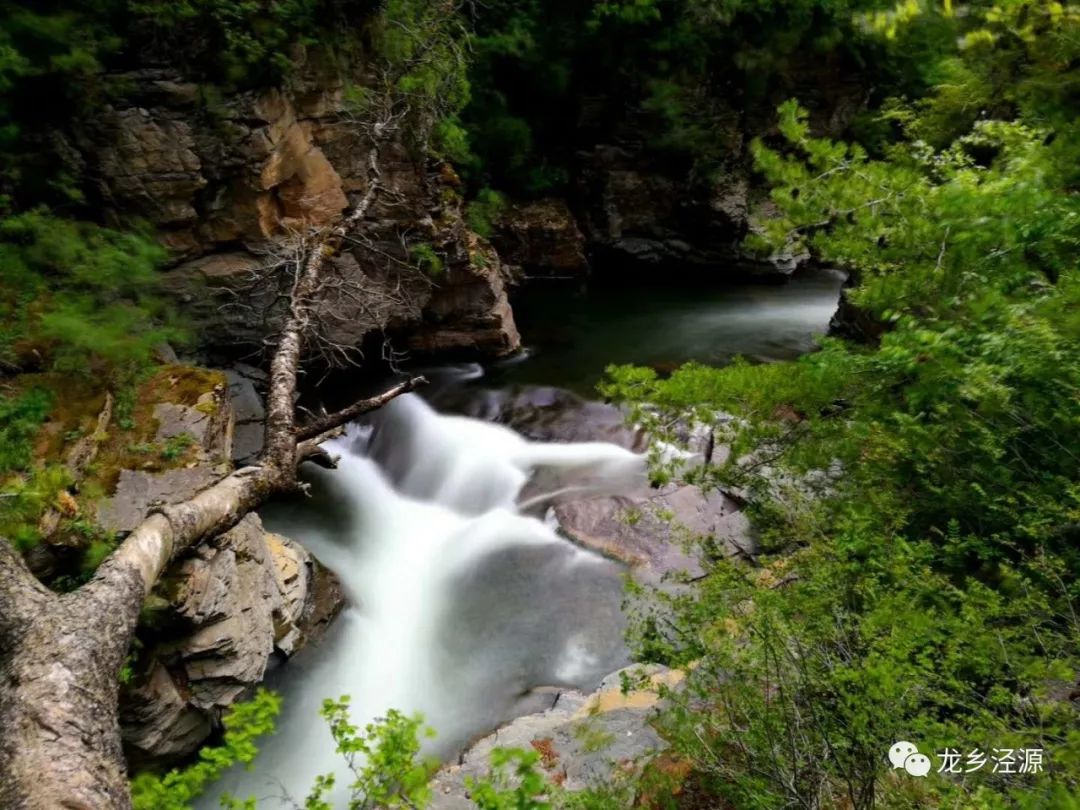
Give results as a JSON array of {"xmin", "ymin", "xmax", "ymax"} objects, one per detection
[{"xmin": 466, "ymin": 188, "xmax": 508, "ymax": 238}]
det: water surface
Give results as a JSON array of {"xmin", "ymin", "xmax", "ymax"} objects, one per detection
[{"xmin": 494, "ymin": 268, "xmax": 845, "ymax": 394}]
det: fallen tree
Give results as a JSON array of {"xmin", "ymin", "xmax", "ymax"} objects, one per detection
[{"xmin": 0, "ymin": 3, "xmax": 467, "ymax": 806}]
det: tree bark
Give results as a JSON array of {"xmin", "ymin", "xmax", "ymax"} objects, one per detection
[
  {"xmin": 0, "ymin": 145, "xmax": 416, "ymax": 807},
  {"xmin": 0, "ymin": 0, "xmax": 468, "ymax": 793}
]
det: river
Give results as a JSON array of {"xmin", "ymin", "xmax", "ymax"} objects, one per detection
[{"xmin": 197, "ymin": 268, "xmax": 844, "ymax": 806}]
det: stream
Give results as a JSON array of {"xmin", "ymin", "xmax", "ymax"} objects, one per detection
[{"xmin": 198, "ymin": 268, "xmax": 844, "ymax": 806}]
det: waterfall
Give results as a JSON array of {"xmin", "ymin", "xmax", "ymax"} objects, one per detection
[{"xmin": 198, "ymin": 393, "xmax": 643, "ymax": 807}]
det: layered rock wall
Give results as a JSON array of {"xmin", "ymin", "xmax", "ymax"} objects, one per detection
[{"xmin": 74, "ymin": 53, "xmax": 519, "ymax": 361}]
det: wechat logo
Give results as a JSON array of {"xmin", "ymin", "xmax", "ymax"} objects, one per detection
[{"xmin": 889, "ymin": 741, "xmax": 932, "ymax": 777}]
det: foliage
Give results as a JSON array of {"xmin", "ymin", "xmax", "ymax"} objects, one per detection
[
  {"xmin": 303, "ymin": 698, "xmax": 439, "ymax": 810},
  {"xmin": 0, "ymin": 210, "xmax": 177, "ymax": 377},
  {"xmin": 124, "ymin": 0, "xmax": 368, "ymax": 84},
  {"xmin": 0, "ymin": 387, "xmax": 51, "ymax": 472},
  {"xmin": 466, "ymin": 748, "xmax": 552, "ymax": 810},
  {"xmin": 0, "ymin": 387, "xmax": 70, "ymax": 550},
  {"xmin": 361, "ymin": 0, "xmax": 472, "ymax": 159},
  {"xmin": 465, "ymin": 188, "xmax": 508, "ymax": 238},
  {"xmin": 410, "ymin": 243, "xmax": 445, "ymax": 278},
  {"xmin": 601, "ymin": 5, "xmax": 1080, "ymax": 806},
  {"xmin": 130, "ymin": 689, "xmax": 283, "ymax": 810},
  {"xmin": 460, "ymin": 0, "xmax": 894, "ymax": 195}
]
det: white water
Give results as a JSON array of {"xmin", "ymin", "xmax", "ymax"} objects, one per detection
[{"xmin": 199, "ymin": 393, "xmax": 644, "ymax": 807}]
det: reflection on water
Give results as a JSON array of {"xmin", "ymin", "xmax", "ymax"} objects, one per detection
[{"xmin": 495, "ymin": 268, "xmax": 846, "ymax": 394}]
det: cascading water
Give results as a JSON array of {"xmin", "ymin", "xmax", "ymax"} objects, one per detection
[{"xmin": 198, "ymin": 393, "xmax": 645, "ymax": 807}]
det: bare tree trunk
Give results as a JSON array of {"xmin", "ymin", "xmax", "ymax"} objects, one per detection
[
  {"xmin": 0, "ymin": 161, "xmax": 423, "ymax": 806},
  {"xmin": 0, "ymin": 1, "xmax": 467, "ymax": 799},
  {"xmin": 0, "ymin": 368, "xmax": 424, "ymax": 808}
]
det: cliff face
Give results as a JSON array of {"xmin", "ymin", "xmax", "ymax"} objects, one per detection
[
  {"xmin": 74, "ymin": 51, "xmax": 519, "ymax": 361},
  {"xmin": 562, "ymin": 55, "xmax": 868, "ymax": 281}
]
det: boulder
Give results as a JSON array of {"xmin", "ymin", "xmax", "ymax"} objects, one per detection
[
  {"xmin": 430, "ymin": 665, "xmax": 683, "ymax": 808},
  {"xmin": 492, "ymin": 199, "xmax": 589, "ymax": 278},
  {"xmin": 435, "ymin": 385, "xmax": 645, "ymax": 450},
  {"xmin": 121, "ymin": 514, "xmax": 345, "ymax": 765},
  {"xmin": 554, "ymin": 483, "xmax": 754, "ymax": 587}
]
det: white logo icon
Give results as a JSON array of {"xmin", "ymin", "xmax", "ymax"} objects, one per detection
[{"xmin": 889, "ymin": 741, "xmax": 930, "ymax": 777}]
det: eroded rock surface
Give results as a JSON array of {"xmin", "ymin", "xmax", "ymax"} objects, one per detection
[
  {"xmin": 431, "ymin": 665, "xmax": 683, "ymax": 808},
  {"xmin": 492, "ymin": 198, "xmax": 589, "ymax": 279},
  {"xmin": 121, "ymin": 513, "xmax": 344, "ymax": 765},
  {"xmin": 77, "ymin": 59, "xmax": 521, "ymax": 361}
]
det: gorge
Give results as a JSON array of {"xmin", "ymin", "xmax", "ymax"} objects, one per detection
[
  {"xmin": 193, "ymin": 271, "xmax": 843, "ymax": 805},
  {"xmin": 2, "ymin": 2, "xmax": 1079, "ymax": 808}
]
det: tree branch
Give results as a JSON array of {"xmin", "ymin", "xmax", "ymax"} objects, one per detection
[{"xmin": 295, "ymin": 375, "xmax": 427, "ymax": 442}]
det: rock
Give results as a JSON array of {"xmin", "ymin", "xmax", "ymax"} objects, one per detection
[
  {"xmin": 224, "ymin": 369, "xmax": 266, "ymax": 464},
  {"xmin": 154, "ymin": 401, "xmax": 215, "ymax": 448},
  {"xmin": 97, "ymin": 467, "xmax": 224, "ymax": 535},
  {"xmin": 492, "ymin": 199, "xmax": 588, "ymax": 278},
  {"xmin": 121, "ymin": 514, "xmax": 346, "ymax": 764},
  {"xmin": 96, "ymin": 384, "xmax": 233, "ymax": 534},
  {"xmin": 224, "ymin": 370, "xmax": 265, "ymax": 424},
  {"xmin": 430, "ymin": 665, "xmax": 683, "ymax": 808},
  {"xmin": 120, "ymin": 660, "xmax": 212, "ymax": 764},
  {"xmin": 266, "ymin": 532, "xmax": 309, "ymax": 655},
  {"xmin": 76, "ymin": 60, "xmax": 520, "ymax": 362},
  {"xmin": 436, "ymin": 385, "xmax": 645, "ymax": 450},
  {"xmin": 554, "ymin": 484, "xmax": 753, "ymax": 586},
  {"xmin": 231, "ymin": 422, "xmax": 265, "ymax": 466},
  {"xmin": 398, "ymin": 240, "xmax": 522, "ymax": 359}
]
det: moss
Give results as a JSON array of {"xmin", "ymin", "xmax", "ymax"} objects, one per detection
[
  {"xmin": 87, "ymin": 365, "xmax": 224, "ymax": 495},
  {"xmin": 3, "ymin": 362, "xmax": 226, "ymax": 577}
]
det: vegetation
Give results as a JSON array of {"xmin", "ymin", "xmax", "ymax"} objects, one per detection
[
  {"xmin": 459, "ymin": 0, "xmax": 899, "ymax": 195},
  {"xmin": 131, "ymin": 689, "xmax": 284, "ymax": 810},
  {"xmin": 599, "ymin": 2, "xmax": 1080, "ymax": 806},
  {"xmin": 135, "ymin": 693, "xmax": 633, "ymax": 810},
  {"xmin": 2, "ymin": 0, "xmax": 1079, "ymax": 808}
]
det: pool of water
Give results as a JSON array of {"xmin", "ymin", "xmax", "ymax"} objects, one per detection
[{"xmin": 490, "ymin": 268, "xmax": 846, "ymax": 394}]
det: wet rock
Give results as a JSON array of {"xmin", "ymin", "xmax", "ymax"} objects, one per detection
[
  {"xmin": 492, "ymin": 198, "xmax": 588, "ymax": 278},
  {"xmin": 554, "ymin": 483, "xmax": 753, "ymax": 586},
  {"xmin": 431, "ymin": 665, "xmax": 683, "ymax": 808},
  {"xmin": 121, "ymin": 514, "xmax": 346, "ymax": 765},
  {"xmin": 437, "ymin": 385, "xmax": 645, "ymax": 450}
]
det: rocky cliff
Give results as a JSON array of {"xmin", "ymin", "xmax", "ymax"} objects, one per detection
[
  {"xmin": 72, "ymin": 51, "xmax": 519, "ymax": 362},
  {"xmin": 508, "ymin": 56, "xmax": 868, "ymax": 283},
  {"xmin": 94, "ymin": 367, "xmax": 345, "ymax": 766}
]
